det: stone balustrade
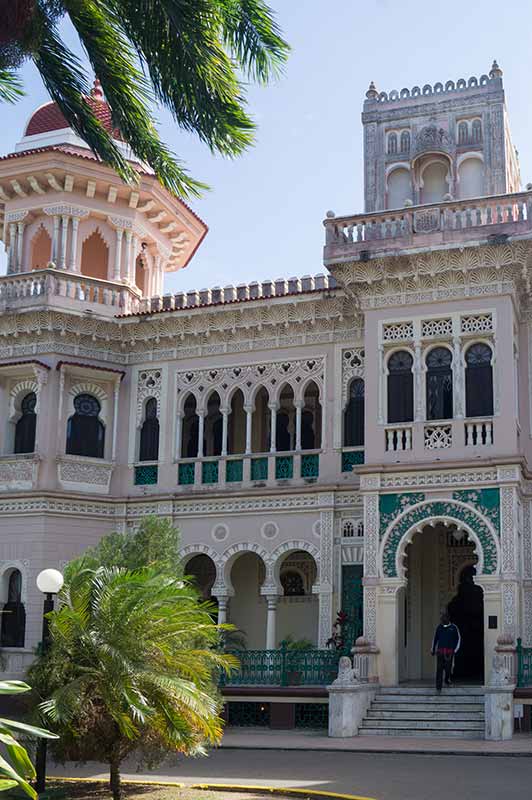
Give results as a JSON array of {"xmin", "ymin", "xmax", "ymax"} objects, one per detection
[
  {"xmin": 385, "ymin": 425, "xmax": 412, "ymax": 452},
  {"xmin": 0, "ymin": 268, "xmax": 141, "ymax": 316},
  {"xmin": 323, "ymin": 191, "xmax": 532, "ymax": 265}
]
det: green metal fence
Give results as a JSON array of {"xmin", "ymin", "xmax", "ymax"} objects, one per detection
[
  {"xmin": 517, "ymin": 637, "xmax": 532, "ymax": 686},
  {"xmin": 221, "ymin": 643, "xmax": 340, "ymax": 687}
]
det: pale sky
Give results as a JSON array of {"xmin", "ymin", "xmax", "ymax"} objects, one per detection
[{"xmin": 1, "ymin": 0, "xmax": 532, "ymax": 293}]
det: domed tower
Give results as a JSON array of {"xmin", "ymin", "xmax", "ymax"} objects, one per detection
[{"xmin": 0, "ymin": 81, "xmax": 207, "ymax": 313}]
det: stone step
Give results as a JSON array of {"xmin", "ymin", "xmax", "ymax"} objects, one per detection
[
  {"xmin": 359, "ymin": 727, "xmax": 484, "ymax": 739},
  {"xmin": 360, "ymin": 718, "xmax": 484, "ymax": 731},
  {"xmin": 373, "ymin": 701, "xmax": 483, "ymax": 712},
  {"xmin": 380, "ymin": 686, "xmax": 483, "ymax": 696},
  {"xmin": 374, "ymin": 695, "xmax": 483, "ymax": 705},
  {"xmin": 366, "ymin": 710, "xmax": 484, "ymax": 722}
]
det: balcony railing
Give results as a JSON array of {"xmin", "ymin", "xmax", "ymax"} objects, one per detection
[
  {"xmin": 465, "ymin": 419, "xmax": 493, "ymax": 447},
  {"xmin": 517, "ymin": 638, "xmax": 532, "ymax": 687},
  {"xmin": 323, "ymin": 191, "xmax": 532, "ymax": 265},
  {"xmin": 0, "ymin": 268, "xmax": 141, "ymax": 316},
  {"xmin": 220, "ymin": 644, "xmax": 340, "ymax": 687},
  {"xmin": 176, "ymin": 451, "xmax": 321, "ymax": 489}
]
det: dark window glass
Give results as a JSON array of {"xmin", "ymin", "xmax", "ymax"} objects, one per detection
[
  {"xmin": 388, "ymin": 133, "xmax": 398, "ymax": 154},
  {"xmin": 426, "ymin": 347, "xmax": 453, "ymax": 420},
  {"xmin": 182, "ymin": 394, "xmax": 199, "ymax": 458},
  {"xmin": 465, "ymin": 343, "xmax": 493, "ymax": 417},
  {"xmin": 458, "ymin": 121, "xmax": 468, "ymax": 145},
  {"xmin": 66, "ymin": 393, "xmax": 105, "ymax": 458},
  {"xmin": 472, "ymin": 119, "xmax": 482, "ymax": 143},
  {"xmin": 1, "ymin": 570, "xmax": 25, "ymax": 648},
  {"xmin": 400, "ymin": 131, "xmax": 410, "ymax": 153},
  {"xmin": 387, "ymin": 351, "xmax": 414, "ymax": 423},
  {"xmin": 139, "ymin": 397, "xmax": 159, "ymax": 461},
  {"xmin": 281, "ymin": 570, "xmax": 305, "ymax": 596},
  {"xmin": 344, "ymin": 378, "xmax": 365, "ymax": 446},
  {"xmin": 14, "ymin": 392, "xmax": 36, "ymax": 454}
]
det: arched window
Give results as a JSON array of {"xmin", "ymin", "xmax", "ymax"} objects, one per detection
[
  {"xmin": 400, "ymin": 131, "xmax": 410, "ymax": 153},
  {"xmin": 281, "ymin": 569, "xmax": 305, "ymax": 597},
  {"xmin": 471, "ymin": 119, "xmax": 482, "ymax": 143},
  {"xmin": 139, "ymin": 397, "xmax": 159, "ymax": 461},
  {"xmin": 252, "ymin": 386, "xmax": 270, "ymax": 453},
  {"xmin": 276, "ymin": 385, "xmax": 295, "ymax": 452},
  {"xmin": 388, "ymin": 132, "xmax": 398, "ymax": 155},
  {"xmin": 301, "ymin": 381, "xmax": 322, "ymax": 450},
  {"xmin": 387, "ymin": 351, "xmax": 414, "ymax": 423},
  {"xmin": 344, "ymin": 378, "xmax": 364, "ymax": 446},
  {"xmin": 31, "ymin": 225, "xmax": 51, "ymax": 270},
  {"xmin": 426, "ymin": 347, "xmax": 453, "ymax": 420},
  {"xmin": 458, "ymin": 121, "xmax": 469, "ymax": 145},
  {"xmin": 14, "ymin": 392, "xmax": 36, "ymax": 454},
  {"xmin": 66, "ymin": 393, "xmax": 105, "ymax": 458},
  {"xmin": 465, "ymin": 343, "xmax": 493, "ymax": 417},
  {"xmin": 181, "ymin": 394, "xmax": 199, "ymax": 458},
  {"xmin": 80, "ymin": 229, "xmax": 109, "ymax": 281},
  {"xmin": 387, "ymin": 168, "xmax": 412, "ymax": 209},
  {"xmin": 227, "ymin": 389, "xmax": 246, "ymax": 455},
  {"xmin": 204, "ymin": 392, "xmax": 223, "ymax": 457},
  {"xmin": 1, "ymin": 570, "xmax": 25, "ymax": 648}
]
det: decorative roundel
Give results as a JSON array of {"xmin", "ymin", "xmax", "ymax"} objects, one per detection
[
  {"xmin": 74, "ymin": 393, "xmax": 101, "ymax": 416},
  {"xmin": 261, "ymin": 521, "xmax": 279, "ymax": 540},
  {"xmin": 312, "ymin": 520, "xmax": 321, "ymax": 537},
  {"xmin": 211, "ymin": 524, "xmax": 229, "ymax": 542}
]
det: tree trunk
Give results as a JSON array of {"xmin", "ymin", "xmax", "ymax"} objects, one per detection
[{"xmin": 109, "ymin": 756, "xmax": 122, "ymax": 800}]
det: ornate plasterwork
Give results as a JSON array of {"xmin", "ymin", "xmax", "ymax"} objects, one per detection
[
  {"xmin": 332, "ymin": 241, "xmax": 532, "ymax": 308},
  {"xmin": 57, "ymin": 456, "xmax": 114, "ymax": 495},
  {"xmin": 341, "ymin": 348, "xmax": 365, "ymax": 407},
  {"xmin": 176, "ymin": 356, "xmax": 324, "ymax": 410},
  {"xmin": 377, "ymin": 468, "xmax": 498, "ymax": 490},
  {"xmin": 379, "ymin": 492, "xmax": 425, "ymax": 538},
  {"xmin": 452, "ymin": 489, "xmax": 501, "ymax": 535},
  {"xmin": 341, "ymin": 540, "xmax": 364, "ymax": 564},
  {"xmin": 500, "ymin": 486, "xmax": 518, "ymax": 575},
  {"xmin": 0, "ymin": 455, "xmax": 39, "ymax": 491},
  {"xmin": 136, "ymin": 369, "xmax": 162, "ymax": 424},
  {"xmin": 380, "ymin": 499, "xmax": 499, "ymax": 578}
]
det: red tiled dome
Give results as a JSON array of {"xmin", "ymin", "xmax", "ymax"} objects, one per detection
[{"xmin": 25, "ymin": 83, "xmax": 124, "ymax": 141}]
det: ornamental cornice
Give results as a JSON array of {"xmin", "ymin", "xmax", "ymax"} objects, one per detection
[
  {"xmin": 332, "ymin": 241, "xmax": 532, "ymax": 307},
  {"xmin": 6, "ymin": 210, "xmax": 29, "ymax": 223},
  {"xmin": 377, "ymin": 467, "xmax": 499, "ymax": 490},
  {"xmin": 107, "ymin": 215, "xmax": 133, "ymax": 230},
  {"xmin": 43, "ymin": 205, "xmax": 90, "ymax": 218}
]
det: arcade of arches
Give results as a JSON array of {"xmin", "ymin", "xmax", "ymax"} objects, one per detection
[{"xmin": 184, "ymin": 550, "xmax": 319, "ymax": 650}]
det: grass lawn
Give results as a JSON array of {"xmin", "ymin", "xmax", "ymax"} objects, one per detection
[{"xmin": 43, "ymin": 781, "xmax": 280, "ymax": 800}]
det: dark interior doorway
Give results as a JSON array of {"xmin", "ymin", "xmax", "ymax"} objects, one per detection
[{"xmin": 448, "ymin": 565, "xmax": 484, "ymax": 682}]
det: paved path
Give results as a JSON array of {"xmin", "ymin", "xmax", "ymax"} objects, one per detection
[{"xmin": 50, "ymin": 744, "xmax": 532, "ymax": 800}]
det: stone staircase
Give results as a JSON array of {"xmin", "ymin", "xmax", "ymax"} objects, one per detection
[{"xmin": 360, "ymin": 686, "xmax": 485, "ymax": 739}]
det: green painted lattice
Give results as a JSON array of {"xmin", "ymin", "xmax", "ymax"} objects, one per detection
[
  {"xmin": 301, "ymin": 453, "xmax": 319, "ymax": 478},
  {"xmin": 251, "ymin": 457, "xmax": 268, "ymax": 481},
  {"xmin": 134, "ymin": 465, "xmax": 158, "ymax": 485},
  {"xmin": 294, "ymin": 703, "xmax": 328, "ymax": 729},
  {"xmin": 226, "ymin": 459, "xmax": 243, "ymax": 482},
  {"xmin": 452, "ymin": 489, "xmax": 500, "ymax": 535},
  {"xmin": 275, "ymin": 455, "xmax": 293, "ymax": 480},
  {"xmin": 342, "ymin": 450, "xmax": 364, "ymax": 472},
  {"xmin": 341, "ymin": 564, "xmax": 363, "ymax": 651},
  {"xmin": 178, "ymin": 462, "xmax": 195, "ymax": 485},
  {"xmin": 227, "ymin": 702, "xmax": 270, "ymax": 727},
  {"xmin": 202, "ymin": 460, "xmax": 219, "ymax": 484},
  {"xmin": 517, "ymin": 638, "xmax": 532, "ymax": 687}
]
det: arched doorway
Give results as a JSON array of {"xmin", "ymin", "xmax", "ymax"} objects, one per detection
[
  {"xmin": 228, "ymin": 552, "xmax": 266, "ymax": 649},
  {"xmin": 276, "ymin": 551, "xmax": 318, "ymax": 646},
  {"xmin": 399, "ymin": 523, "xmax": 484, "ymax": 683}
]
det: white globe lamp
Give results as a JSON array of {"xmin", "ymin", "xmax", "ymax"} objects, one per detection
[{"xmin": 36, "ymin": 568, "xmax": 64, "ymax": 596}]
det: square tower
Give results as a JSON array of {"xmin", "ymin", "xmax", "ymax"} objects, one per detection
[{"xmin": 362, "ymin": 61, "xmax": 520, "ymax": 212}]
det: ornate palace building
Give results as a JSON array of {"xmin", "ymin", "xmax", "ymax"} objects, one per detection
[{"xmin": 0, "ymin": 65, "xmax": 531, "ymax": 736}]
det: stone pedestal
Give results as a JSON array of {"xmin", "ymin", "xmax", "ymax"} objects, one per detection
[
  {"xmin": 327, "ymin": 682, "xmax": 377, "ymax": 737},
  {"xmin": 485, "ymin": 685, "xmax": 515, "ymax": 740}
]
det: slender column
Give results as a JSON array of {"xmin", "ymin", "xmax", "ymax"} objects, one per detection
[
  {"xmin": 111, "ymin": 378, "xmax": 120, "ymax": 461},
  {"xmin": 221, "ymin": 408, "xmax": 229, "ymax": 456},
  {"xmin": 128, "ymin": 235, "xmax": 137, "ymax": 285},
  {"xmin": 56, "ymin": 368, "xmax": 65, "ymax": 455},
  {"xmin": 69, "ymin": 216, "xmax": 80, "ymax": 272},
  {"xmin": 295, "ymin": 403, "xmax": 302, "ymax": 451},
  {"xmin": 265, "ymin": 595, "xmax": 278, "ymax": 649},
  {"xmin": 197, "ymin": 413, "xmax": 204, "ymax": 458},
  {"xmin": 414, "ymin": 342, "xmax": 423, "ymax": 422},
  {"xmin": 123, "ymin": 230, "xmax": 132, "ymax": 283},
  {"xmin": 269, "ymin": 404, "xmax": 277, "ymax": 453},
  {"xmin": 244, "ymin": 405, "xmax": 253, "ymax": 454},
  {"xmin": 51, "ymin": 215, "xmax": 60, "ymax": 264},
  {"xmin": 216, "ymin": 596, "xmax": 229, "ymax": 625},
  {"xmin": 113, "ymin": 227, "xmax": 124, "ymax": 282},
  {"xmin": 59, "ymin": 215, "xmax": 69, "ymax": 269},
  {"xmin": 175, "ymin": 413, "xmax": 182, "ymax": 461},
  {"xmin": 453, "ymin": 336, "xmax": 464, "ymax": 418},
  {"xmin": 377, "ymin": 345, "xmax": 385, "ymax": 424},
  {"xmin": 8, "ymin": 223, "xmax": 17, "ymax": 273},
  {"xmin": 16, "ymin": 222, "xmax": 25, "ymax": 272}
]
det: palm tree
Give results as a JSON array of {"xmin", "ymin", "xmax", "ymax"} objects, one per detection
[
  {"xmin": 0, "ymin": 1, "xmax": 289, "ymax": 197},
  {"xmin": 29, "ymin": 565, "xmax": 237, "ymax": 800}
]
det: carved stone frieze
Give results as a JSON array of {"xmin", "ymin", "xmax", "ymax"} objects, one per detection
[
  {"xmin": 57, "ymin": 456, "xmax": 114, "ymax": 495},
  {"xmin": 0, "ymin": 455, "xmax": 39, "ymax": 491}
]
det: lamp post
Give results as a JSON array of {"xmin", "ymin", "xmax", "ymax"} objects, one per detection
[{"xmin": 35, "ymin": 568, "xmax": 64, "ymax": 795}]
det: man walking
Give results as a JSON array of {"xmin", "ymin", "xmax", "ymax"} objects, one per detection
[{"xmin": 431, "ymin": 612, "xmax": 461, "ymax": 692}]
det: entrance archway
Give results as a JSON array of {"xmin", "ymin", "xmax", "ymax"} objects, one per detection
[{"xmin": 398, "ymin": 522, "xmax": 484, "ymax": 683}]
